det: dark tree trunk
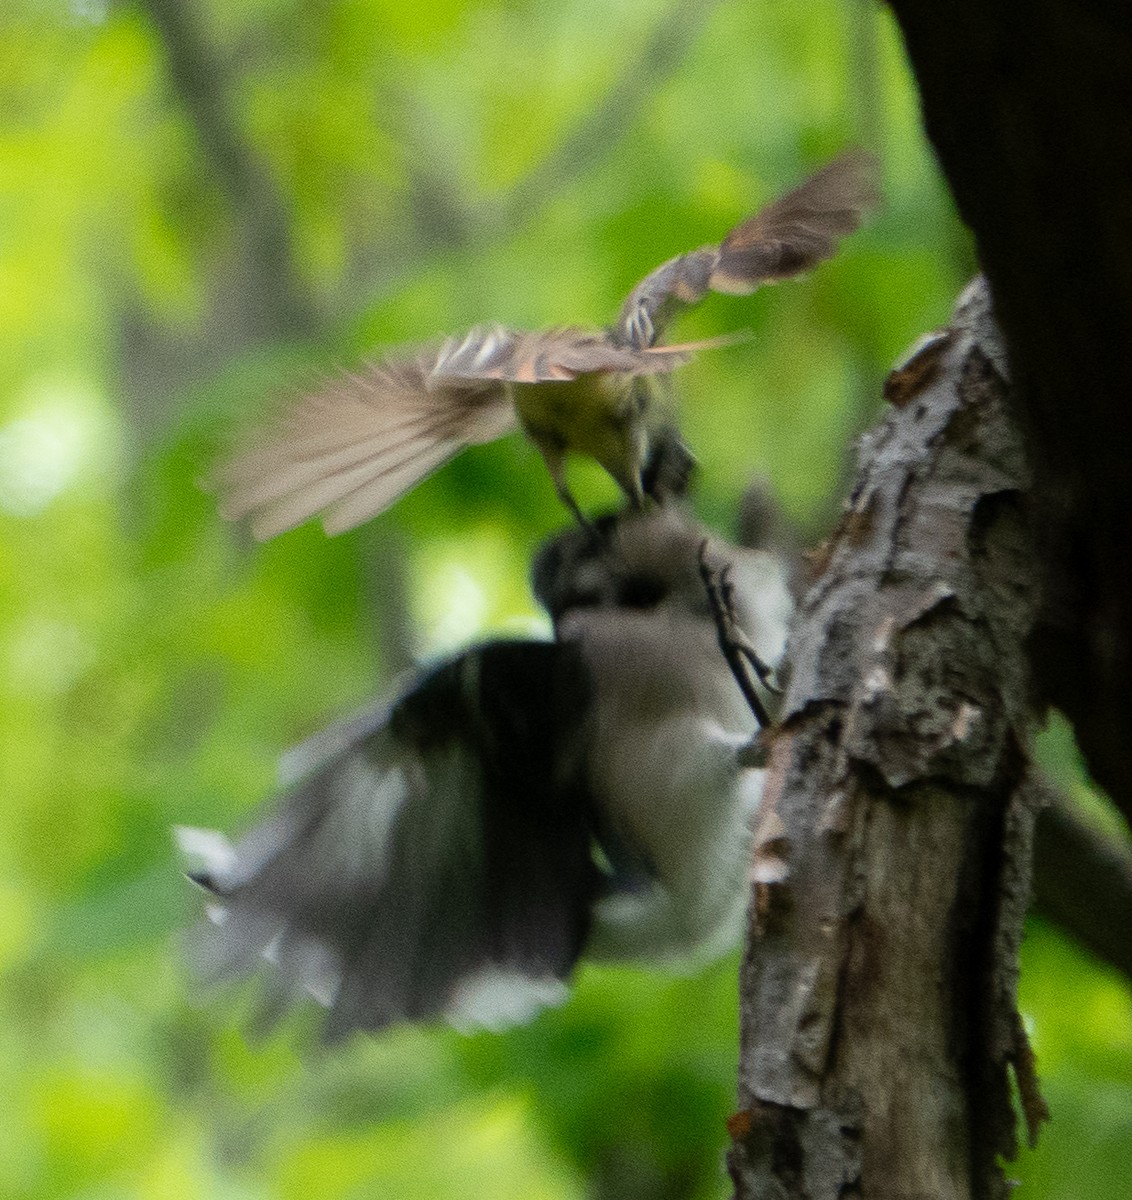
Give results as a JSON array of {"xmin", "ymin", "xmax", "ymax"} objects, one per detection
[{"xmin": 884, "ymin": 0, "xmax": 1132, "ymax": 825}]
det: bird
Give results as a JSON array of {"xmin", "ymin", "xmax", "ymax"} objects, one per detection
[
  {"xmin": 216, "ymin": 152, "xmax": 877, "ymax": 538},
  {"xmin": 176, "ymin": 505, "xmax": 792, "ymax": 1039}
]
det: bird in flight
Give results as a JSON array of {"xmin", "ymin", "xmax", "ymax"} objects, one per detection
[
  {"xmin": 177, "ymin": 507, "xmax": 790, "ymax": 1038},
  {"xmin": 218, "ymin": 151, "xmax": 877, "ymax": 538}
]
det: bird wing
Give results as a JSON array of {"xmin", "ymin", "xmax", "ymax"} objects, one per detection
[
  {"xmin": 215, "ymin": 349, "xmax": 517, "ymax": 539},
  {"xmin": 179, "ymin": 641, "xmax": 604, "ymax": 1040},
  {"xmin": 430, "ymin": 324, "xmax": 714, "ymax": 385},
  {"xmin": 615, "ymin": 150, "xmax": 879, "ymax": 348}
]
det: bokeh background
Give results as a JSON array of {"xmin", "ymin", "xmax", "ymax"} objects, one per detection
[{"xmin": 2, "ymin": 1, "xmax": 1129, "ymax": 1197}]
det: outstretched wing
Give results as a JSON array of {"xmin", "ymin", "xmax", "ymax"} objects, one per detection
[
  {"xmin": 216, "ymin": 349, "xmax": 517, "ymax": 540},
  {"xmin": 431, "ymin": 324, "xmax": 720, "ymax": 385},
  {"xmin": 179, "ymin": 641, "xmax": 604, "ymax": 1040},
  {"xmin": 615, "ymin": 150, "xmax": 879, "ymax": 349}
]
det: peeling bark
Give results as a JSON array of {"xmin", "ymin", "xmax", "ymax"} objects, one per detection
[{"xmin": 729, "ymin": 281, "xmax": 1047, "ymax": 1200}]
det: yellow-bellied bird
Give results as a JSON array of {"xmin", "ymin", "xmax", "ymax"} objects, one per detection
[{"xmin": 218, "ymin": 152, "xmax": 876, "ymax": 537}]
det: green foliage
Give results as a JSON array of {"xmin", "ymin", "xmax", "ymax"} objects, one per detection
[{"xmin": 1, "ymin": 2, "xmax": 1126, "ymax": 1196}]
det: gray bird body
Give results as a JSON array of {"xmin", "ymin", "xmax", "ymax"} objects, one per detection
[
  {"xmin": 178, "ymin": 508, "xmax": 791, "ymax": 1038},
  {"xmin": 217, "ymin": 152, "xmax": 876, "ymax": 536}
]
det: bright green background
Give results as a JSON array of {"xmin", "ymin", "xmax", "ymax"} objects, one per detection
[{"xmin": 1, "ymin": 2, "xmax": 1129, "ymax": 1197}]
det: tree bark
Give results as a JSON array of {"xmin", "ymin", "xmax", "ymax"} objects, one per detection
[{"xmin": 729, "ymin": 281, "xmax": 1047, "ymax": 1199}]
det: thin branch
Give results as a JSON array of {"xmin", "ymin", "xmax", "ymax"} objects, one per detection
[
  {"xmin": 141, "ymin": 0, "xmax": 316, "ymax": 340},
  {"xmin": 1032, "ymin": 785, "xmax": 1132, "ymax": 981},
  {"xmin": 496, "ymin": 0, "xmax": 725, "ymax": 227}
]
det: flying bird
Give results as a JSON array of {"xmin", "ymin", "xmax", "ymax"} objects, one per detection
[
  {"xmin": 218, "ymin": 152, "xmax": 877, "ymax": 538},
  {"xmin": 177, "ymin": 506, "xmax": 791, "ymax": 1038}
]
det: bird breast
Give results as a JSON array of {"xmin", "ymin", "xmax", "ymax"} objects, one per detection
[{"xmin": 513, "ymin": 374, "xmax": 640, "ymax": 467}]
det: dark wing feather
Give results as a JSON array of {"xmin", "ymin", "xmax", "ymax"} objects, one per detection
[
  {"xmin": 616, "ymin": 150, "xmax": 878, "ymax": 348},
  {"xmin": 215, "ymin": 350, "xmax": 516, "ymax": 539},
  {"xmin": 180, "ymin": 642, "xmax": 603, "ymax": 1040},
  {"xmin": 712, "ymin": 150, "xmax": 878, "ymax": 289}
]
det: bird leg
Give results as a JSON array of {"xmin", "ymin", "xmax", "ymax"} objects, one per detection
[
  {"xmin": 560, "ymin": 485, "xmax": 598, "ymax": 537},
  {"xmin": 698, "ymin": 541, "xmax": 776, "ymax": 729},
  {"xmin": 534, "ymin": 436, "xmax": 598, "ymax": 535}
]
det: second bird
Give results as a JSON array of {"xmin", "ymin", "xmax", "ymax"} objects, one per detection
[{"xmin": 219, "ymin": 152, "xmax": 877, "ymax": 538}]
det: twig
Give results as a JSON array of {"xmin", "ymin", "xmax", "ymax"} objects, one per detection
[
  {"xmin": 498, "ymin": 0, "xmax": 726, "ymax": 227},
  {"xmin": 1032, "ymin": 783, "xmax": 1132, "ymax": 982}
]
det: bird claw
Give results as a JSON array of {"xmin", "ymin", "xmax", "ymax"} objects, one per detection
[{"xmin": 698, "ymin": 541, "xmax": 777, "ymax": 728}]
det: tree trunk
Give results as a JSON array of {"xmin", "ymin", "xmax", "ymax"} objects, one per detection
[
  {"xmin": 730, "ymin": 2, "xmax": 1132, "ymax": 1186},
  {"xmin": 728, "ymin": 281, "xmax": 1047, "ymax": 1199}
]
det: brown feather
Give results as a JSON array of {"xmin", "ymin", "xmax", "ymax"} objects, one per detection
[
  {"xmin": 431, "ymin": 325, "xmax": 649, "ymax": 384},
  {"xmin": 216, "ymin": 351, "xmax": 515, "ymax": 539},
  {"xmin": 712, "ymin": 150, "xmax": 878, "ymax": 291},
  {"xmin": 616, "ymin": 150, "xmax": 878, "ymax": 346}
]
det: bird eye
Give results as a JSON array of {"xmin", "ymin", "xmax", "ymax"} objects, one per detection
[{"xmin": 619, "ymin": 574, "xmax": 666, "ymax": 609}]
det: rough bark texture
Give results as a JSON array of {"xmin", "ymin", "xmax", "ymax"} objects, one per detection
[
  {"xmin": 885, "ymin": 0, "xmax": 1132, "ymax": 826},
  {"xmin": 729, "ymin": 281, "xmax": 1047, "ymax": 1200}
]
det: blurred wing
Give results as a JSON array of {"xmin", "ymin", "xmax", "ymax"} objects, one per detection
[
  {"xmin": 432, "ymin": 324, "xmax": 724, "ymax": 384},
  {"xmin": 616, "ymin": 150, "xmax": 879, "ymax": 348},
  {"xmin": 180, "ymin": 641, "xmax": 601, "ymax": 1040},
  {"xmin": 712, "ymin": 150, "xmax": 878, "ymax": 289},
  {"xmin": 215, "ymin": 349, "xmax": 517, "ymax": 539}
]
